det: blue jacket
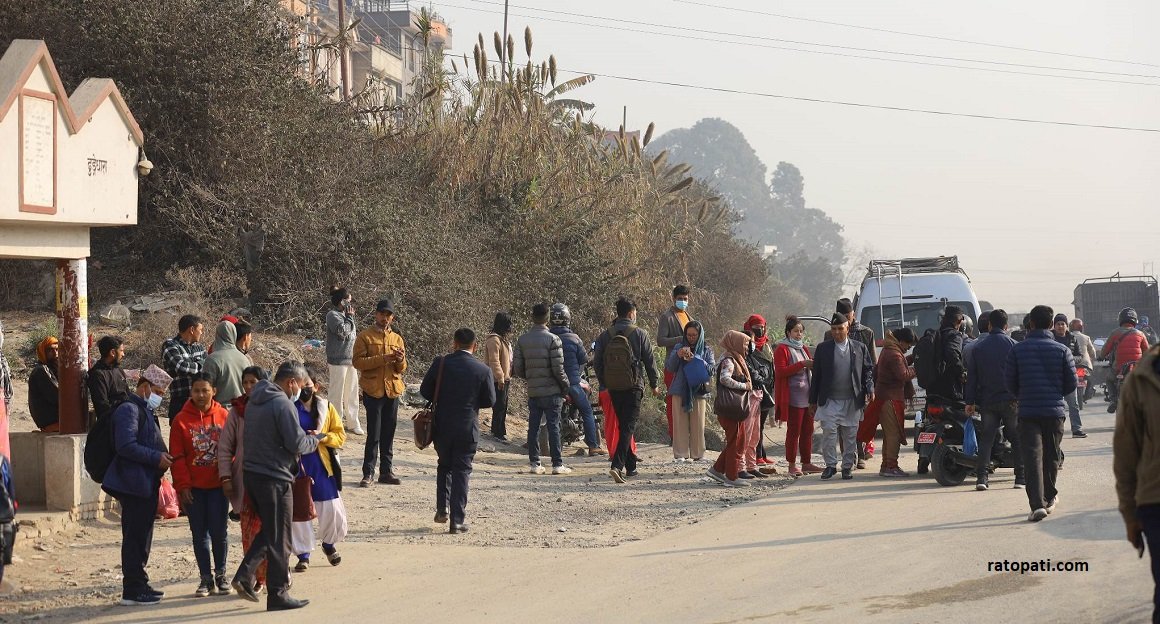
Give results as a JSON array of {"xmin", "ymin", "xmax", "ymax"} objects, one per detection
[
  {"xmin": 965, "ymin": 329, "xmax": 1017, "ymax": 406},
  {"xmin": 102, "ymin": 394, "xmax": 167, "ymax": 499},
  {"xmin": 1004, "ymin": 329, "xmax": 1078, "ymax": 419},
  {"xmin": 549, "ymin": 326, "xmax": 589, "ymax": 386}
]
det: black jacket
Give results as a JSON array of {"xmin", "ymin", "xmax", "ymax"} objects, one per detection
[
  {"xmin": 927, "ymin": 327, "xmax": 967, "ymax": 408},
  {"xmin": 421, "ymin": 351, "xmax": 496, "ymax": 444},
  {"xmin": 593, "ymin": 319, "xmax": 660, "ymax": 391},
  {"xmin": 28, "ymin": 363, "xmax": 59, "ymax": 430},
  {"xmin": 87, "ymin": 359, "xmax": 129, "ymax": 421},
  {"xmin": 808, "ymin": 339, "xmax": 875, "ymax": 407}
]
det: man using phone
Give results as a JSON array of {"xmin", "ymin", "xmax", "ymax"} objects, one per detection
[{"xmin": 1114, "ymin": 343, "xmax": 1160, "ymax": 620}]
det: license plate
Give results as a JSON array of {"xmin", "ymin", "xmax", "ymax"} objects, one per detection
[{"xmin": 917, "ymin": 432, "xmax": 937, "ymax": 444}]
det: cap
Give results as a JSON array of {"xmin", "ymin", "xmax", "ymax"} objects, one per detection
[
  {"xmin": 141, "ymin": 364, "xmax": 173, "ymax": 390},
  {"xmin": 835, "ymin": 298, "xmax": 854, "ymax": 315},
  {"xmin": 830, "ymin": 313, "xmax": 849, "ymax": 326},
  {"xmin": 376, "ymin": 299, "xmax": 396, "ymax": 314}
]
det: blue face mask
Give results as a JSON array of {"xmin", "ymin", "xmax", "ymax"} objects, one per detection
[
  {"xmin": 146, "ymin": 393, "xmax": 163, "ymax": 411},
  {"xmin": 675, "ymin": 300, "xmax": 689, "ymax": 311}
]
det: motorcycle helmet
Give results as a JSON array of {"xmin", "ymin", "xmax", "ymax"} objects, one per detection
[
  {"xmin": 549, "ymin": 303, "xmax": 571, "ymax": 327},
  {"xmin": 1119, "ymin": 307, "xmax": 1139, "ymax": 326}
]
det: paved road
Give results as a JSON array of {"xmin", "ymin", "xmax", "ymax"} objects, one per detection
[{"xmin": 79, "ymin": 403, "xmax": 1152, "ymax": 623}]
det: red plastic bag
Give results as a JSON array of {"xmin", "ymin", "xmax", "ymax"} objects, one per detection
[{"xmin": 157, "ymin": 478, "xmax": 179, "ymax": 520}]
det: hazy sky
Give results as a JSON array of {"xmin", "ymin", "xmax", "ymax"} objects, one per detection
[{"xmin": 442, "ymin": 0, "xmax": 1159, "ymax": 315}]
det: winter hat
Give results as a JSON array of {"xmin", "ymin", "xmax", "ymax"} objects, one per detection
[
  {"xmin": 1054, "ymin": 313, "xmax": 1068, "ymax": 325},
  {"xmin": 835, "ymin": 298, "xmax": 854, "ymax": 315}
]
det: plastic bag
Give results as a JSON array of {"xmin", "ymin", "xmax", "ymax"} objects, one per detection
[
  {"xmin": 157, "ymin": 478, "xmax": 180, "ymax": 520},
  {"xmin": 963, "ymin": 418, "xmax": 979, "ymax": 457}
]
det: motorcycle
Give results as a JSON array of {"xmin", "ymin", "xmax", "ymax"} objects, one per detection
[
  {"xmin": 1075, "ymin": 366, "xmax": 1089, "ymax": 410},
  {"xmin": 913, "ymin": 405, "xmax": 1017, "ymax": 486},
  {"xmin": 1105, "ymin": 360, "xmax": 1138, "ymax": 413}
]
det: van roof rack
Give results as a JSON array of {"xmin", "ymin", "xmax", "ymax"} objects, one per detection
[{"xmin": 866, "ymin": 256, "xmax": 967, "ymax": 278}]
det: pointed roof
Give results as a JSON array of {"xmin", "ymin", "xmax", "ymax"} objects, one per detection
[{"xmin": 0, "ymin": 39, "xmax": 144, "ymax": 146}]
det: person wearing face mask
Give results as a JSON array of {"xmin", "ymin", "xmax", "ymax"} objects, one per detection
[
  {"xmin": 290, "ymin": 364, "xmax": 347, "ymax": 571},
  {"xmin": 657, "ymin": 285, "xmax": 693, "ymax": 440},
  {"xmin": 776, "ymin": 316, "xmax": 819, "ymax": 477},
  {"xmin": 325, "ymin": 287, "xmax": 363, "ymax": 435},
  {"xmin": 218, "ymin": 366, "xmax": 268, "ymax": 591},
  {"xmin": 28, "ymin": 336, "xmax": 60, "ymax": 432},
  {"xmin": 103, "ymin": 364, "xmax": 175, "ymax": 606},
  {"xmin": 665, "ymin": 320, "xmax": 715, "ymax": 463},
  {"xmin": 231, "ymin": 361, "xmax": 321, "ymax": 611},
  {"xmin": 744, "ymin": 314, "xmax": 777, "ymax": 472},
  {"xmin": 205, "ymin": 319, "xmax": 253, "ymax": 406},
  {"xmin": 88, "ymin": 335, "xmax": 130, "ymax": 423}
]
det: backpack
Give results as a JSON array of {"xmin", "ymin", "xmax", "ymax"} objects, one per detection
[
  {"xmin": 84, "ymin": 399, "xmax": 133, "ymax": 483},
  {"xmin": 603, "ymin": 325, "xmax": 640, "ymax": 391},
  {"xmin": 913, "ymin": 329, "xmax": 943, "ymax": 391}
]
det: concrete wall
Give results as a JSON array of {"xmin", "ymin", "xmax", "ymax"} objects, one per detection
[
  {"xmin": 10, "ymin": 431, "xmax": 46, "ymax": 506},
  {"xmin": 10, "ymin": 432, "xmax": 115, "ymax": 520}
]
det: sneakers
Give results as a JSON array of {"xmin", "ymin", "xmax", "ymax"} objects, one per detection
[
  {"xmin": 673, "ymin": 458, "xmax": 688, "ymax": 464},
  {"xmin": 723, "ymin": 478, "xmax": 751, "ymax": 488},
  {"xmin": 552, "ymin": 465, "xmax": 573, "ymax": 475},
  {"xmin": 801, "ymin": 463, "xmax": 825, "ymax": 475},
  {"xmin": 530, "ymin": 464, "xmax": 547, "ymax": 475},
  {"xmin": 841, "ymin": 468, "xmax": 853, "ymax": 480},
  {"xmin": 588, "ymin": 447, "xmax": 607, "ymax": 456},
  {"xmin": 820, "ymin": 466, "xmax": 837, "ymax": 480},
  {"xmin": 359, "ymin": 477, "xmax": 372, "ymax": 488},
  {"xmin": 294, "ymin": 557, "xmax": 309, "ymax": 572},
  {"xmin": 1072, "ymin": 431, "xmax": 1087, "ymax": 439},
  {"xmin": 609, "ymin": 467, "xmax": 626, "ymax": 483},
  {"xmin": 737, "ymin": 471, "xmax": 756, "ymax": 480},
  {"xmin": 706, "ymin": 467, "xmax": 726, "ymax": 484},
  {"xmin": 119, "ymin": 592, "xmax": 162, "ymax": 606},
  {"xmin": 1046, "ymin": 495, "xmax": 1059, "ymax": 514},
  {"xmin": 975, "ymin": 479, "xmax": 989, "ymax": 491},
  {"xmin": 879, "ymin": 467, "xmax": 909, "ymax": 477},
  {"xmin": 215, "ymin": 573, "xmax": 231, "ymax": 595},
  {"xmin": 143, "ymin": 586, "xmax": 165, "ymax": 598},
  {"xmin": 1028, "ymin": 508, "xmax": 1048, "ymax": 522},
  {"xmin": 195, "ymin": 576, "xmax": 214, "ymax": 597}
]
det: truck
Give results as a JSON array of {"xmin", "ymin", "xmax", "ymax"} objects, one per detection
[
  {"xmin": 853, "ymin": 256, "xmax": 983, "ymax": 342},
  {"xmin": 1072, "ymin": 274, "xmax": 1159, "ymax": 343}
]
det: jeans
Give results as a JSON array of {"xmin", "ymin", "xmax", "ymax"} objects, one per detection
[
  {"xmin": 187, "ymin": 487, "xmax": 230, "ymax": 577},
  {"xmin": 568, "ymin": 384, "xmax": 599, "ymax": 449},
  {"xmin": 609, "ymin": 389, "xmax": 643, "ymax": 472},
  {"xmin": 236, "ymin": 473, "xmax": 293, "ymax": 603},
  {"xmin": 1063, "ymin": 389, "xmax": 1083, "ymax": 433},
  {"xmin": 1137, "ymin": 504, "xmax": 1160, "ymax": 623},
  {"xmin": 527, "ymin": 395, "xmax": 564, "ymax": 467},
  {"xmin": 1018, "ymin": 417, "xmax": 1063, "ymax": 511},
  {"xmin": 975, "ymin": 401, "xmax": 1023, "ymax": 481},
  {"xmin": 362, "ymin": 393, "xmax": 399, "ymax": 479},
  {"xmin": 491, "ymin": 381, "xmax": 510, "ymax": 438},
  {"xmin": 113, "ymin": 488, "xmax": 159, "ymax": 597}
]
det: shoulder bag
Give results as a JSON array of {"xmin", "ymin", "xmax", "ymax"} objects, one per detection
[
  {"xmin": 713, "ymin": 357, "xmax": 750, "ymax": 421},
  {"xmin": 412, "ymin": 356, "xmax": 446, "ymax": 450},
  {"xmin": 292, "ymin": 461, "xmax": 317, "ymax": 522}
]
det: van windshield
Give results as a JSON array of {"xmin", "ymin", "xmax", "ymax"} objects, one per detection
[{"xmin": 859, "ymin": 301, "xmax": 975, "ymax": 336}]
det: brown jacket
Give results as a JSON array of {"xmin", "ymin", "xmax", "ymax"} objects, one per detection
[
  {"xmin": 1114, "ymin": 346, "xmax": 1160, "ymax": 524},
  {"xmin": 874, "ymin": 333, "xmax": 916, "ymax": 402},
  {"xmin": 352, "ymin": 326, "xmax": 408, "ymax": 399},
  {"xmin": 483, "ymin": 333, "xmax": 512, "ymax": 385}
]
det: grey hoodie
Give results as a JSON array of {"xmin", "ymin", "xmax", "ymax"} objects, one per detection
[
  {"xmin": 242, "ymin": 379, "xmax": 318, "ymax": 482},
  {"xmin": 204, "ymin": 321, "xmax": 252, "ymax": 404},
  {"xmin": 325, "ymin": 308, "xmax": 357, "ymax": 366}
]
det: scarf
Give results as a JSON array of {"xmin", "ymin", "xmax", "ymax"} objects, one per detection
[
  {"xmin": 685, "ymin": 320, "xmax": 707, "ymax": 358},
  {"xmin": 721, "ymin": 330, "xmax": 752, "ymax": 382},
  {"xmin": 780, "ymin": 337, "xmax": 804, "ymax": 350},
  {"xmin": 744, "ymin": 314, "xmax": 768, "ymax": 350}
]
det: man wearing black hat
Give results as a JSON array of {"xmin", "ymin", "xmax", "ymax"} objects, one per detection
[
  {"xmin": 1052, "ymin": 313, "xmax": 1086, "ymax": 438},
  {"xmin": 353, "ymin": 299, "xmax": 408, "ymax": 487},
  {"xmin": 809, "ymin": 314, "xmax": 875, "ymax": 480},
  {"xmin": 826, "ymin": 298, "xmax": 877, "ymax": 467}
]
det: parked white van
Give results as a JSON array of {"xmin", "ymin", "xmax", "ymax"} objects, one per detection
[{"xmin": 853, "ymin": 257, "xmax": 983, "ymax": 343}]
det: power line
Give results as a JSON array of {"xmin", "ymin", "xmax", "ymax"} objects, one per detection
[
  {"xmin": 441, "ymin": 2, "xmax": 1160, "ymax": 87},
  {"xmin": 469, "ymin": 0, "xmax": 1160, "ymax": 80},
  {"xmin": 674, "ymin": 0, "xmax": 1160, "ymax": 69}
]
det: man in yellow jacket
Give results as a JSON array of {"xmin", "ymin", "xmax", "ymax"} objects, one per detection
[{"xmin": 353, "ymin": 299, "xmax": 408, "ymax": 487}]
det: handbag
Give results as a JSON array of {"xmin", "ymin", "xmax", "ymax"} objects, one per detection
[
  {"xmin": 682, "ymin": 354, "xmax": 711, "ymax": 389},
  {"xmin": 292, "ymin": 462, "xmax": 316, "ymax": 522},
  {"xmin": 713, "ymin": 358, "xmax": 750, "ymax": 422},
  {"xmin": 412, "ymin": 355, "xmax": 446, "ymax": 450}
]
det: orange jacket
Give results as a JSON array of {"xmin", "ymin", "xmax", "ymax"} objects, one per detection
[{"xmin": 169, "ymin": 399, "xmax": 229, "ymax": 492}]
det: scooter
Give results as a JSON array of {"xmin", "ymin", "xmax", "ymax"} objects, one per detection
[
  {"xmin": 1076, "ymin": 366, "xmax": 1089, "ymax": 410},
  {"xmin": 914, "ymin": 405, "xmax": 1016, "ymax": 487},
  {"xmin": 1105, "ymin": 361, "xmax": 1138, "ymax": 413}
]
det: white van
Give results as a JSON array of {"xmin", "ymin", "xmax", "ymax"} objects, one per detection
[{"xmin": 853, "ymin": 257, "xmax": 983, "ymax": 343}]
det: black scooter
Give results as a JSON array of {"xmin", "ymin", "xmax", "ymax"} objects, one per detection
[{"xmin": 914, "ymin": 405, "xmax": 1017, "ymax": 486}]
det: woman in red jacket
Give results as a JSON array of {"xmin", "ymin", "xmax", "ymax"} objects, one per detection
[{"xmin": 775, "ymin": 316, "xmax": 818, "ymax": 477}]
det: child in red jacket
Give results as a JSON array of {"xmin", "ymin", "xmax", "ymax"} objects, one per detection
[{"xmin": 170, "ymin": 373, "xmax": 230, "ymax": 597}]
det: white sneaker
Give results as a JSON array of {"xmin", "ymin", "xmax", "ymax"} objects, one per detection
[
  {"xmin": 529, "ymin": 464, "xmax": 546, "ymax": 475},
  {"xmin": 673, "ymin": 458, "xmax": 687, "ymax": 464},
  {"xmin": 1046, "ymin": 495, "xmax": 1059, "ymax": 514},
  {"xmin": 609, "ymin": 467, "xmax": 626, "ymax": 484},
  {"xmin": 1028, "ymin": 508, "xmax": 1048, "ymax": 522},
  {"xmin": 552, "ymin": 465, "xmax": 573, "ymax": 475}
]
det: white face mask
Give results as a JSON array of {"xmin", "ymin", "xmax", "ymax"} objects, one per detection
[
  {"xmin": 289, "ymin": 388, "xmax": 302, "ymax": 403},
  {"xmin": 146, "ymin": 393, "xmax": 163, "ymax": 410}
]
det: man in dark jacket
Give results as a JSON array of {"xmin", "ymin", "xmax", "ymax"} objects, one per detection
[
  {"xmin": 1005, "ymin": 305, "xmax": 1078, "ymax": 522},
  {"xmin": 88, "ymin": 335, "xmax": 129, "ymax": 423},
  {"xmin": 809, "ymin": 314, "xmax": 875, "ymax": 480},
  {"xmin": 966, "ymin": 309, "xmax": 1023, "ymax": 491},
  {"xmin": 549, "ymin": 303, "xmax": 604, "ymax": 456},
  {"xmin": 927, "ymin": 306, "xmax": 968, "ymax": 410},
  {"xmin": 232, "ymin": 361, "xmax": 320, "ymax": 611},
  {"xmin": 513, "ymin": 303, "xmax": 572, "ymax": 475},
  {"xmin": 595, "ymin": 297, "xmax": 663, "ymax": 483},
  {"xmin": 1052, "ymin": 313, "xmax": 1086, "ymax": 438},
  {"xmin": 421, "ymin": 329, "xmax": 496, "ymax": 534},
  {"xmin": 826, "ymin": 299, "xmax": 877, "ymax": 466},
  {"xmin": 103, "ymin": 365, "xmax": 174, "ymax": 606},
  {"xmin": 28, "ymin": 336, "xmax": 60, "ymax": 432},
  {"xmin": 657, "ymin": 285, "xmax": 693, "ymax": 439}
]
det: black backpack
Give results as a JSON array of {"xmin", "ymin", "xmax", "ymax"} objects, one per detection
[
  {"xmin": 913, "ymin": 329, "xmax": 943, "ymax": 391},
  {"xmin": 602, "ymin": 325, "xmax": 641, "ymax": 392},
  {"xmin": 84, "ymin": 399, "xmax": 134, "ymax": 483}
]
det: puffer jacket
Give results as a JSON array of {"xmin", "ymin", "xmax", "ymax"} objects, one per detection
[
  {"xmin": 1004, "ymin": 329, "xmax": 1078, "ymax": 419},
  {"xmin": 549, "ymin": 326, "xmax": 589, "ymax": 386},
  {"xmin": 102, "ymin": 394, "xmax": 167, "ymax": 499},
  {"xmin": 965, "ymin": 328, "xmax": 1017, "ymax": 406},
  {"xmin": 325, "ymin": 307, "xmax": 357, "ymax": 366},
  {"xmin": 1114, "ymin": 346, "xmax": 1160, "ymax": 524},
  {"xmin": 1102, "ymin": 327, "xmax": 1149, "ymax": 369},
  {"xmin": 513, "ymin": 325, "xmax": 569, "ymax": 398}
]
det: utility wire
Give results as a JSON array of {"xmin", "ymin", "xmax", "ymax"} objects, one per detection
[
  {"xmin": 468, "ymin": 0, "xmax": 1160, "ymax": 80},
  {"xmin": 442, "ymin": 2, "xmax": 1160, "ymax": 87},
  {"xmin": 674, "ymin": 0, "xmax": 1160, "ymax": 69}
]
